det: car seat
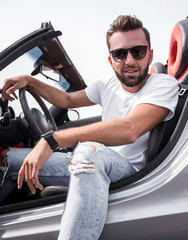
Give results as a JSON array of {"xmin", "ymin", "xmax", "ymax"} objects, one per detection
[
  {"xmin": 150, "ymin": 62, "xmax": 167, "ymax": 74},
  {"xmin": 148, "ymin": 17, "xmax": 188, "ymax": 161}
]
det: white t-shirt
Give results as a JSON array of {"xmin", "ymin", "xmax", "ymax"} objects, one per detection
[{"xmin": 85, "ymin": 73, "xmax": 179, "ymax": 170}]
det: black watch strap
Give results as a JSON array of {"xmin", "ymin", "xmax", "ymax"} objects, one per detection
[{"xmin": 41, "ymin": 130, "xmax": 59, "ymax": 151}]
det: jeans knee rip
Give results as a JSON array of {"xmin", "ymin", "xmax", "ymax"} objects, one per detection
[{"xmin": 69, "ymin": 142, "xmax": 104, "ymax": 175}]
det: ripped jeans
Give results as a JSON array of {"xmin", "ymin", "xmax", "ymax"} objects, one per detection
[{"xmin": 0, "ymin": 142, "xmax": 137, "ymax": 240}]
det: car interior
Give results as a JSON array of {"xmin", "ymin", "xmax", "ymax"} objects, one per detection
[{"xmin": 0, "ymin": 18, "xmax": 187, "ymax": 215}]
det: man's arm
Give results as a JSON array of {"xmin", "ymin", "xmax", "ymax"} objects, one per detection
[
  {"xmin": 2, "ymin": 75, "xmax": 95, "ymax": 109},
  {"xmin": 54, "ymin": 103, "xmax": 170, "ymax": 147},
  {"xmin": 17, "ymin": 103, "xmax": 169, "ymax": 193}
]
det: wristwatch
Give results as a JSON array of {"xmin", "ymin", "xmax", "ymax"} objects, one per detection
[{"xmin": 41, "ymin": 130, "xmax": 59, "ymax": 151}]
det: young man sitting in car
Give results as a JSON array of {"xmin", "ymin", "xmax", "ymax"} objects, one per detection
[{"xmin": 0, "ymin": 15, "xmax": 178, "ymax": 240}]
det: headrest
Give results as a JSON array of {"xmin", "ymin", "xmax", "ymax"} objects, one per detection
[
  {"xmin": 167, "ymin": 18, "xmax": 188, "ymax": 82},
  {"xmin": 178, "ymin": 66, "xmax": 188, "ymax": 84},
  {"xmin": 150, "ymin": 62, "xmax": 167, "ymax": 74}
]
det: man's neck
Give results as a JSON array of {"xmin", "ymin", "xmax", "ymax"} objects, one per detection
[{"xmin": 121, "ymin": 74, "xmax": 151, "ymax": 93}]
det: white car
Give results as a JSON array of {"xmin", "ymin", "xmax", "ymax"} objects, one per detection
[{"xmin": 0, "ymin": 18, "xmax": 188, "ymax": 240}]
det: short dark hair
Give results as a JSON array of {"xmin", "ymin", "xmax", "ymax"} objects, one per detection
[{"xmin": 106, "ymin": 15, "xmax": 151, "ymax": 50}]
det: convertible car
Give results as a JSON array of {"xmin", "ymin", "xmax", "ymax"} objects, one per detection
[{"xmin": 0, "ymin": 18, "xmax": 188, "ymax": 240}]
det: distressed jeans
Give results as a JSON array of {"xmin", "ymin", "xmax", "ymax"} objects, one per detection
[{"xmin": 0, "ymin": 142, "xmax": 137, "ymax": 240}]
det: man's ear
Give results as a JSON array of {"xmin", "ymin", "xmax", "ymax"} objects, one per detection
[
  {"xmin": 108, "ymin": 55, "xmax": 113, "ymax": 66},
  {"xmin": 149, "ymin": 49, "xmax": 153, "ymax": 65}
]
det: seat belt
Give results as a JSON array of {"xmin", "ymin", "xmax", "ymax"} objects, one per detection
[{"xmin": 179, "ymin": 83, "xmax": 188, "ymax": 97}]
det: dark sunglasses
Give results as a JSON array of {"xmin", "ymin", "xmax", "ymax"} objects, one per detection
[{"xmin": 110, "ymin": 45, "xmax": 149, "ymax": 62}]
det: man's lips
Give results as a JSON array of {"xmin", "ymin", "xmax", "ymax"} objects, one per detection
[{"xmin": 123, "ymin": 67, "xmax": 139, "ymax": 74}]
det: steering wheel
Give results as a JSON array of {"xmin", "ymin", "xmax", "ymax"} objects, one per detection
[{"xmin": 19, "ymin": 86, "xmax": 58, "ymax": 140}]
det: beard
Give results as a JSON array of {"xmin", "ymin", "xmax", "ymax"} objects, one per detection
[{"xmin": 115, "ymin": 63, "xmax": 149, "ymax": 87}]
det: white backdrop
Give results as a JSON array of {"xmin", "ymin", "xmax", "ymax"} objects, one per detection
[{"xmin": 0, "ymin": 0, "xmax": 187, "ymax": 118}]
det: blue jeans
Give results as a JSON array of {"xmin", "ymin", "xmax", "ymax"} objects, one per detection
[{"xmin": 0, "ymin": 142, "xmax": 137, "ymax": 240}]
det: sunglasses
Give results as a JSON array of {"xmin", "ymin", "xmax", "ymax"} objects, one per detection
[{"xmin": 110, "ymin": 45, "xmax": 149, "ymax": 62}]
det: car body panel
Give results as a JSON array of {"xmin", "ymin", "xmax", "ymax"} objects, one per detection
[{"xmin": 0, "ymin": 123, "xmax": 188, "ymax": 239}]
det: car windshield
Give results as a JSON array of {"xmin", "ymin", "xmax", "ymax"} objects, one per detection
[{"xmin": 0, "ymin": 46, "xmax": 70, "ymax": 115}]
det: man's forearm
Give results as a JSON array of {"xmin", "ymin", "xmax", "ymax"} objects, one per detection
[
  {"xmin": 27, "ymin": 76, "xmax": 71, "ymax": 109},
  {"xmin": 52, "ymin": 103, "xmax": 170, "ymax": 148},
  {"xmin": 27, "ymin": 75, "xmax": 94, "ymax": 109},
  {"xmin": 53, "ymin": 118, "xmax": 136, "ymax": 148}
]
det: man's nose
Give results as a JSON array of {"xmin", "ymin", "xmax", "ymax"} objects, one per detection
[{"xmin": 124, "ymin": 51, "xmax": 135, "ymax": 65}]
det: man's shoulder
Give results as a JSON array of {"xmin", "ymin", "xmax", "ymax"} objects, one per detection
[
  {"xmin": 148, "ymin": 73, "xmax": 177, "ymax": 82},
  {"xmin": 88, "ymin": 74, "xmax": 119, "ymax": 90},
  {"xmin": 99, "ymin": 73, "xmax": 117, "ymax": 82},
  {"xmin": 100, "ymin": 74, "xmax": 119, "ymax": 87},
  {"xmin": 147, "ymin": 73, "xmax": 178, "ymax": 88},
  {"xmin": 86, "ymin": 74, "xmax": 118, "ymax": 93}
]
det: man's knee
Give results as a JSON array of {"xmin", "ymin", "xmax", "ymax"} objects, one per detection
[{"xmin": 69, "ymin": 142, "xmax": 105, "ymax": 174}]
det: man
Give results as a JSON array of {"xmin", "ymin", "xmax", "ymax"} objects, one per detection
[{"xmin": 0, "ymin": 15, "xmax": 178, "ymax": 239}]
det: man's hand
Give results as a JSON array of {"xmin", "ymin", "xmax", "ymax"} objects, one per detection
[
  {"xmin": 17, "ymin": 138, "xmax": 53, "ymax": 194},
  {"xmin": 2, "ymin": 75, "xmax": 31, "ymax": 101}
]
